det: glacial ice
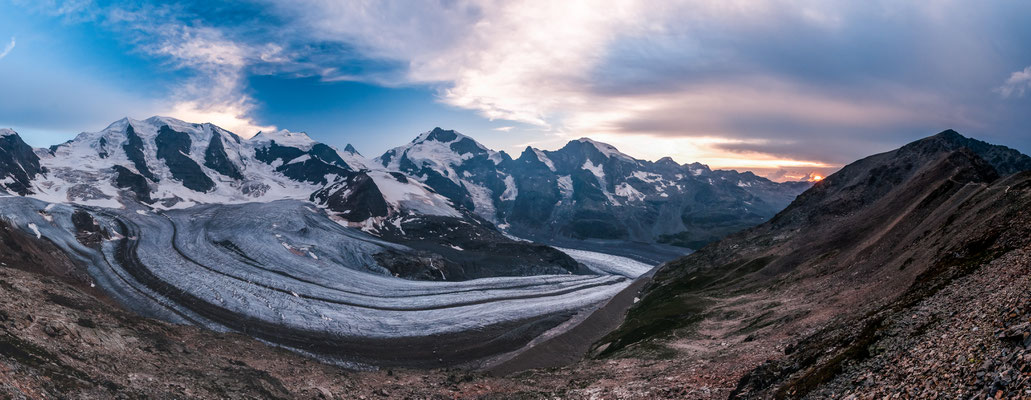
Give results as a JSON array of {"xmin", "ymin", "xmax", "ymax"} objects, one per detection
[{"xmin": 0, "ymin": 197, "xmax": 645, "ymax": 367}]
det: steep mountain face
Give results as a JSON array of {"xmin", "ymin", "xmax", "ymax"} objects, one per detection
[
  {"xmin": 0, "ymin": 128, "xmax": 46, "ymax": 195},
  {"xmin": 595, "ymin": 130, "xmax": 1031, "ymax": 398},
  {"xmin": 379, "ymin": 128, "xmax": 811, "ymax": 248},
  {"xmin": 770, "ymin": 129, "xmax": 1031, "ymax": 229}
]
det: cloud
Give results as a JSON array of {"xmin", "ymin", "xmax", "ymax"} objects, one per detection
[
  {"xmin": 19, "ymin": 2, "xmax": 277, "ymax": 137},
  {"xmin": 247, "ymin": 0, "xmax": 1030, "ymax": 171},
  {"xmin": 262, "ymin": 0, "xmax": 651, "ymax": 127},
  {"xmin": 168, "ymin": 101, "xmax": 277, "ymax": 137},
  {"xmin": 996, "ymin": 66, "xmax": 1031, "ymax": 98},
  {"xmin": 15, "ymin": 0, "xmax": 1031, "ymax": 174},
  {"xmin": 144, "ymin": 26, "xmax": 277, "ymax": 136},
  {"xmin": 493, "ymin": 126, "xmax": 514, "ymax": 132},
  {"xmin": 0, "ymin": 37, "xmax": 15, "ymax": 60},
  {"xmin": 110, "ymin": 9, "xmax": 278, "ymax": 136}
]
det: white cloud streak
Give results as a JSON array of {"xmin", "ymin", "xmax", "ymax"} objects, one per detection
[
  {"xmin": 125, "ymin": 20, "xmax": 277, "ymax": 137},
  {"xmin": 26, "ymin": 3, "xmax": 278, "ymax": 137},
  {"xmin": 0, "ymin": 37, "xmax": 15, "ymax": 60},
  {"xmin": 996, "ymin": 66, "xmax": 1031, "ymax": 98}
]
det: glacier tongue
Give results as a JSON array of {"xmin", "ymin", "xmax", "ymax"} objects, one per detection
[{"xmin": 0, "ymin": 197, "xmax": 641, "ymax": 368}]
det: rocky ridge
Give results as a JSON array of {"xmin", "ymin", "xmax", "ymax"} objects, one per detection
[{"xmin": 594, "ymin": 130, "xmax": 1031, "ymax": 398}]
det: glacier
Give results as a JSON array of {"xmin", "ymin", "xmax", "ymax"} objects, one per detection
[{"xmin": 0, "ymin": 195, "xmax": 649, "ymax": 368}]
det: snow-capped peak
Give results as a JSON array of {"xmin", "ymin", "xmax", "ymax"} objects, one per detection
[
  {"xmin": 379, "ymin": 128, "xmax": 496, "ymax": 172},
  {"xmin": 98, "ymin": 117, "xmax": 131, "ymax": 132},
  {"xmin": 576, "ymin": 138, "xmax": 635, "ymax": 162},
  {"xmin": 0, "ymin": 128, "xmax": 17, "ymax": 138},
  {"xmin": 411, "ymin": 127, "xmax": 487, "ymax": 149},
  {"xmin": 251, "ymin": 129, "xmax": 316, "ymax": 150},
  {"xmin": 337, "ymin": 145, "xmax": 370, "ymax": 171},
  {"xmin": 143, "ymin": 115, "xmax": 200, "ymax": 130},
  {"xmin": 532, "ymin": 147, "xmax": 557, "ymax": 171}
]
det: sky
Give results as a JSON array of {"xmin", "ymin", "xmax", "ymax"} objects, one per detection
[{"xmin": 1, "ymin": 1, "xmax": 1030, "ymax": 181}]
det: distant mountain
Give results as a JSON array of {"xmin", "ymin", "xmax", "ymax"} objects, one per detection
[
  {"xmin": 379, "ymin": 127, "xmax": 811, "ymax": 248},
  {"xmin": 596, "ymin": 130, "xmax": 1031, "ymax": 397}
]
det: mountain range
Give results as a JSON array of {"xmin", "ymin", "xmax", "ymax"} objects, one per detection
[
  {"xmin": 0, "ymin": 117, "xmax": 810, "ymax": 262},
  {"xmin": 378, "ymin": 128, "xmax": 811, "ymax": 249}
]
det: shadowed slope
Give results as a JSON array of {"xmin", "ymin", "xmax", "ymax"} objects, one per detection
[{"xmin": 596, "ymin": 130, "xmax": 1031, "ymax": 397}]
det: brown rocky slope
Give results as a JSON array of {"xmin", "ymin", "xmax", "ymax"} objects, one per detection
[{"xmin": 597, "ymin": 130, "xmax": 1031, "ymax": 398}]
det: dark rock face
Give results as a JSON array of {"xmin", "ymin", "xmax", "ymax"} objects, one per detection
[
  {"xmin": 97, "ymin": 137, "xmax": 109, "ymax": 159},
  {"xmin": 506, "ymin": 148, "xmax": 560, "ymax": 228},
  {"xmin": 71, "ymin": 209, "xmax": 109, "ymax": 248},
  {"xmin": 310, "ymin": 172, "xmax": 389, "ymax": 222},
  {"xmin": 48, "ymin": 142, "xmax": 68, "ymax": 155},
  {"xmin": 421, "ymin": 168, "xmax": 476, "ymax": 210},
  {"xmin": 388, "ymin": 172, "xmax": 408, "ymax": 183},
  {"xmin": 566, "ymin": 210, "xmax": 628, "ymax": 240},
  {"xmin": 308, "ymin": 143, "xmax": 351, "ymax": 170},
  {"xmin": 450, "ymin": 137, "xmax": 488, "ymax": 156},
  {"xmin": 276, "ymin": 157, "xmax": 351, "ymax": 186},
  {"xmin": 531, "ymin": 140, "xmax": 781, "ymax": 246},
  {"xmin": 255, "ymin": 141, "xmax": 353, "ymax": 185},
  {"xmin": 544, "ymin": 145, "xmax": 791, "ymax": 244},
  {"xmin": 254, "ymin": 141, "xmax": 306, "ymax": 165},
  {"xmin": 0, "ymin": 219, "xmax": 93, "ymax": 288},
  {"xmin": 0, "ymin": 132, "xmax": 45, "ymax": 195},
  {"xmin": 122, "ymin": 124, "xmax": 158, "ymax": 182},
  {"xmin": 425, "ymin": 127, "xmax": 458, "ymax": 143},
  {"xmin": 111, "ymin": 165, "xmax": 153, "ymax": 204},
  {"xmin": 203, "ymin": 134, "xmax": 244, "ymax": 180},
  {"xmin": 377, "ymin": 214, "xmax": 590, "ymax": 281},
  {"xmin": 155, "ymin": 125, "xmax": 215, "ymax": 192},
  {"xmin": 928, "ymin": 129, "xmax": 1031, "ymax": 175}
]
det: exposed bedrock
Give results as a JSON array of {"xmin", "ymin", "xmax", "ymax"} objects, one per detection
[
  {"xmin": 155, "ymin": 125, "xmax": 215, "ymax": 192},
  {"xmin": 0, "ymin": 131, "xmax": 46, "ymax": 195}
]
